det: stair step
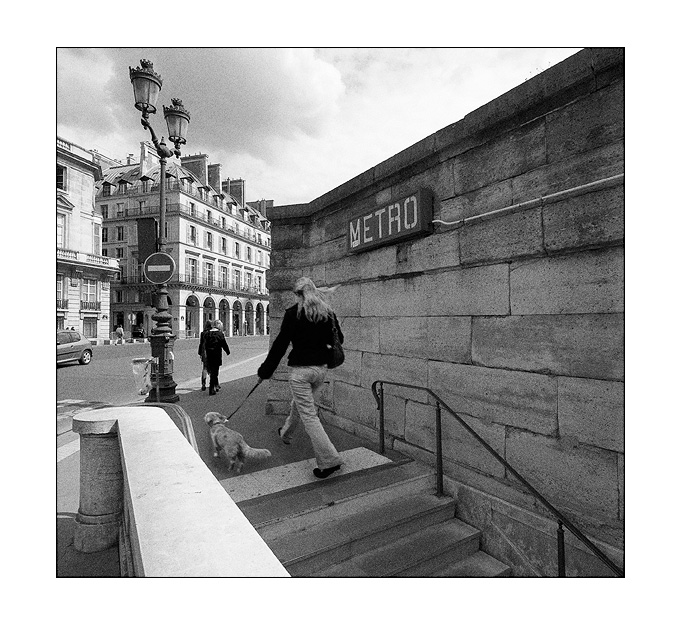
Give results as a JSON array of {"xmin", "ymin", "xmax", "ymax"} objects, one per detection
[
  {"xmin": 267, "ymin": 493, "xmax": 456, "ymax": 574},
  {"xmin": 241, "ymin": 460, "xmax": 434, "ymax": 529},
  {"xmin": 426, "ymin": 551, "xmax": 512, "ymax": 577},
  {"xmin": 310, "ymin": 518, "xmax": 480, "ymax": 577}
]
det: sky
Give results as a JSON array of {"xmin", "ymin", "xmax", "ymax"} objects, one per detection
[{"xmin": 57, "ymin": 48, "xmax": 581, "ymax": 206}]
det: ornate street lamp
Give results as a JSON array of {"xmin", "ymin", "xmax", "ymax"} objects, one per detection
[{"xmin": 129, "ymin": 59, "xmax": 190, "ymax": 403}]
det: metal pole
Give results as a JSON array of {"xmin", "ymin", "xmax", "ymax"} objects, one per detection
[
  {"xmin": 379, "ymin": 383, "xmax": 385, "ymax": 454},
  {"xmin": 557, "ymin": 521, "xmax": 566, "ymax": 577},
  {"xmin": 435, "ymin": 401, "xmax": 443, "ymax": 497}
]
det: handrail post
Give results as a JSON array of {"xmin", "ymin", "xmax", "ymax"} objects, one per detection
[
  {"xmin": 435, "ymin": 401, "xmax": 443, "ymax": 497},
  {"xmin": 557, "ymin": 521, "xmax": 566, "ymax": 577},
  {"xmin": 378, "ymin": 382, "xmax": 385, "ymax": 455}
]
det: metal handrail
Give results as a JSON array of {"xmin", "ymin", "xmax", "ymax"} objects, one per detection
[{"xmin": 371, "ymin": 379, "xmax": 623, "ymax": 577}]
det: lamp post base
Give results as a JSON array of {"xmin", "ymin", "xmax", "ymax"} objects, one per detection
[{"xmin": 144, "ymin": 333, "xmax": 179, "ymax": 404}]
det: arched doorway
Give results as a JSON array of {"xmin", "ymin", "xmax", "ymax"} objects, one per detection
[
  {"xmin": 203, "ymin": 297, "xmax": 215, "ymax": 327},
  {"xmin": 245, "ymin": 302, "xmax": 254, "ymax": 336},
  {"xmin": 233, "ymin": 301, "xmax": 242, "ymax": 336},
  {"xmin": 219, "ymin": 299, "xmax": 230, "ymax": 332},
  {"xmin": 186, "ymin": 295, "xmax": 199, "ymax": 338},
  {"xmin": 256, "ymin": 303, "xmax": 264, "ymax": 335}
]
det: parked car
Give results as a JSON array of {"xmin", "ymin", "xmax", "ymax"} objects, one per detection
[{"xmin": 57, "ymin": 330, "xmax": 93, "ymax": 365}]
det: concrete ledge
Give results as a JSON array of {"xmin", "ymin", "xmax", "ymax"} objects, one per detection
[{"xmin": 116, "ymin": 408, "xmax": 289, "ymax": 577}]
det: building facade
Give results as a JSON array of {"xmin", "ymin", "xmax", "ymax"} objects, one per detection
[
  {"xmin": 97, "ymin": 143, "xmax": 271, "ymax": 339},
  {"xmin": 57, "ymin": 137, "xmax": 120, "ymax": 341}
]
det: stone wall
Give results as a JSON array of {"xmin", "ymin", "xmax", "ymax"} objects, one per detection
[{"xmin": 265, "ymin": 48, "xmax": 624, "ymax": 576}]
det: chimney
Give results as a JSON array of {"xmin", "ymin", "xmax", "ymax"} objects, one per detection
[
  {"xmin": 127, "ymin": 153, "xmax": 135, "ymax": 165},
  {"xmin": 208, "ymin": 163, "xmax": 222, "ymax": 192},
  {"xmin": 180, "ymin": 154, "xmax": 210, "ymax": 186},
  {"xmin": 139, "ymin": 141, "xmax": 159, "ymax": 177}
]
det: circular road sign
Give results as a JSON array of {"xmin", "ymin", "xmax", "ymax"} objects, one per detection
[{"xmin": 143, "ymin": 252, "xmax": 176, "ymax": 284}]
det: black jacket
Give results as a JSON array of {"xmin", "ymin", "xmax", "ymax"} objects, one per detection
[
  {"xmin": 258, "ymin": 305, "xmax": 343, "ymax": 379},
  {"xmin": 200, "ymin": 329, "xmax": 230, "ymax": 367}
]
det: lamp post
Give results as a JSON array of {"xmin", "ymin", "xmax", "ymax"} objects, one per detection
[{"xmin": 129, "ymin": 59, "xmax": 190, "ymax": 403}]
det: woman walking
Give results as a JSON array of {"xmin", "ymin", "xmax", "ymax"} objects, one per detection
[
  {"xmin": 258, "ymin": 277, "xmax": 344, "ymax": 479},
  {"xmin": 203, "ymin": 319, "xmax": 230, "ymax": 395},
  {"xmin": 197, "ymin": 319, "xmax": 213, "ymax": 391}
]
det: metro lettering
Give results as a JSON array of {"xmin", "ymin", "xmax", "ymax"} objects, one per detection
[
  {"xmin": 349, "ymin": 219, "xmax": 361, "ymax": 248},
  {"xmin": 374, "ymin": 207, "xmax": 386, "ymax": 238},
  {"xmin": 363, "ymin": 213, "xmax": 373, "ymax": 243},
  {"xmin": 388, "ymin": 203, "xmax": 401, "ymax": 235}
]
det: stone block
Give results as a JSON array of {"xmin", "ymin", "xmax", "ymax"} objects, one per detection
[
  {"xmin": 384, "ymin": 393, "xmax": 406, "ymax": 438},
  {"xmin": 332, "ymin": 381, "xmax": 378, "ymax": 428},
  {"xmin": 360, "ymin": 276, "xmax": 426, "ymax": 318},
  {"xmin": 510, "ymin": 141, "xmax": 624, "ymax": 204},
  {"xmin": 337, "ymin": 316, "xmax": 378, "ymax": 353},
  {"xmin": 268, "ymin": 267, "xmax": 303, "ymax": 291},
  {"xmin": 405, "ymin": 401, "xmax": 506, "ymax": 477},
  {"xmin": 428, "ymin": 360, "xmax": 557, "ymax": 436},
  {"xmin": 326, "ymin": 283, "xmax": 361, "ymax": 317},
  {"xmin": 472, "ymin": 313, "xmax": 624, "ymax": 380},
  {"xmin": 453, "ymin": 119, "xmax": 546, "ymax": 194},
  {"xmin": 546, "ymin": 80, "xmax": 623, "ymax": 163},
  {"xmin": 438, "ymin": 179, "xmax": 513, "ymax": 224},
  {"xmin": 510, "ymin": 247, "xmax": 624, "ymax": 314},
  {"xmin": 618, "ymin": 454, "xmax": 624, "ymax": 521},
  {"xmin": 360, "ymin": 351, "xmax": 429, "ymax": 392},
  {"xmin": 394, "ymin": 229, "xmax": 460, "ymax": 274},
  {"xmin": 328, "ymin": 348, "xmax": 362, "ymax": 386},
  {"xmin": 558, "ymin": 377, "xmax": 624, "ymax": 452},
  {"xmin": 506, "ymin": 429, "xmax": 619, "ymax": 521},
  {"xmin": 271, "ymin": 223, "xmax": 306, "ymax": 249},
  {"xmin": 459, "ymin": 207, "xmax": 544, "ymax": 265},
  {"xmin": 543, "ymin": 185, "xmax": 624, "ymax": 253},
  {"xmin": 427, "ymin": 265, "xmax": 510, "ymax": 316},
  {"xmin": 378, "ymin": 316, "xmax": 471, "ymax": 364}
]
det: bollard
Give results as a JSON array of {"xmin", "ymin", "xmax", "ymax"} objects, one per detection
[{"xmin": 72, "ymin": 408, "xmax": 125, "ymax": 553}]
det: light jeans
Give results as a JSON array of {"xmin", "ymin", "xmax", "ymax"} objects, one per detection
[{"xmin": 281, "ymin": 366, "xmax": 343, "ymax": 470}]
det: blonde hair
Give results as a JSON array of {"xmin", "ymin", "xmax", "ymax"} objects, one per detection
[
  {"xmin": 211, "ymin": 319, "xmax": 223, "ymax": 330},
  {"xmin": 294, "ymin": 277, "xmax": 335, "ymax": 323}
]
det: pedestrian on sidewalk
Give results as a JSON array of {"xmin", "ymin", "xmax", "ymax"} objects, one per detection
[
  {"xmin": 204, "ymin": 319, "xmax": 230, "ymax": 396},
  {"xmin": 257, "ymin": 276, "xmax": 344, "ymax": 479},
  {"xmin": 115, "ymin": 325, "xmax": 124, "ymax": 345},
  {"xmin": 197, "ymin": 319, "xmax": 213, "ymax": 391}
]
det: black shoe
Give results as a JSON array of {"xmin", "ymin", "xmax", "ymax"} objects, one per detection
[
  {"xmin": 313, "ymin": 465, "xmax": 341, "ymax": 479},
  {"xmin": 278, "ymin": 427, "xmax": 291, "ymax": 445},
  {"xmin": 215, "ymin": 385, "xmax": 220, "ymax": 392},
  {"xmin": 201, "ymin": 384, "xmax": 206, "ymax": 391},
  {"xmin": 209, "ymin": 388, "xmax": 216, "ymax": 396}
]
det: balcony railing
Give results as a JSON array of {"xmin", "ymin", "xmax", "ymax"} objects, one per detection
[
  {"xmin": 58, "ymin": 248, "xmax": 120, "ymax": 269},
  {"xmin": 80, "ymin": 301, "xmax": 101, "ymax": 311},
  {"xmin": 57, "ymin": 299, "xmax": 69, "ymax": 309},
  {"xmin": 116, "ymin": 273, "xmax": 267, "ymax": 296}
]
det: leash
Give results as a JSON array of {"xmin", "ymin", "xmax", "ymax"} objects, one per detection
[{"xmin": 223, "ymin": 379, "xmax": 262, "ymax": 421}]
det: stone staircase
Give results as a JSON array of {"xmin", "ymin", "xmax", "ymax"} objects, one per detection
[{"xmin": 221, "ymin": 448, "xmax": 511, "ymax": 577}]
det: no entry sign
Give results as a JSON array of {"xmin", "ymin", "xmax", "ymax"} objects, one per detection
[{"xmin": 143, "ymin": 252, "xmax": 176, "ymax": 284}]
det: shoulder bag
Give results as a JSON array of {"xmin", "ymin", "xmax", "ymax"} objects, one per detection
[{"xmin": 327, "ymin": 314, "xmax": 345, "ymax": 369}]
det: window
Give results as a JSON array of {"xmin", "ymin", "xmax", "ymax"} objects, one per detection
[
  {"xmin": 142, "ymin": 179, "xmax": 150, "ymax": 193},
  {"xmin": 188, "ymin": 225, "xmax": 197, "ymax": 244},
  {"xmin": 190, "ymin": 202, "xmax": 196, "ymax": 217},
  {"xmin": 57, "ymin": 165, "xmax": 67, "ymax": 190},
  {"xmin": 205, "ymin": 231, "xmax": 213, "ymax": 250},
  {"xmin": 116, "ymin": 226, "xmax": 124, "ymax": 241},
  {"xmin": 246, "ymin": 272, "xmax": 252, "ymax": 289},
  {"xmin": 119, "ymin": 182, "xmax": 128, "ymax": 194},
  {"xmin": 235, "ymin": 242, "xmax": 240, "ymax": 259},
  {"xmin": 247, "ymin": 247, "xmax": 252, "ymax": 262},
  {"xmin": 233, "ymin": 269, "xmax": 241, "ymax": 289},
  {"xmin": 205, "ymin": 262, "xmax": 214, "ymax": 286},
  {"xmin": 186, "ymin": 257, "xmax": 198, "ymax": 282},
  {"xmin": 102, "ymin": 248, "xmax": 108, "ymax": 257},
  {"xmin": 102, "ymin": 183, "xmax": 112, "ymax": 197},
  {"xmin": 117, "ymin": 203, "xmax": 124, "ymax": 217},
  {"xmin": 83, "ymin": 317, "xmax": 97, "ymax": 338},
  {"xmin": 93, "ymin": 224, "xmax": 101, "ymax": 254},
  {"xmin": 257, "ymin": 250, "xmax": 262, "ymax": 265},
  {"xmin": 220, "ymin": 266, "xmax": 228, "ymax": 286},
  {"xmin": 57, "ymin": 275, "xmax": 64, "ymax": 301},
  {"xmin": 256, "ymin": 275, "xmax": 262, "ymax": 291},
  {"xmin": 57, "ymin": 213, "xmax": 66, "ymax": 248},
  {"xmin": 113, "ymin": 290, "xmax": 124, "ymax": 303},
  {"xmin": 221, "ymin": 237, "xmax": 227, "ymax": 254},
  {"xmin": 207, "ymin": 210, "xmax": 212, "ymax": 224},
  {"xmin": 138, "ymin": 200, "xmax": 145, "ymax": 214},
  {"xmin": 221, "ymin": 217, "xmax": 226, "ymax": 229},
  {"xmin": 115, "ymin": 247, "xmax": 124, "ymax": 258},
  {"xmin": 101, "ymin": 204, "xmax": 109, "ymax": 219},
  {"xmin": 102, "ymin": 227, "xmax": 108, "ymax": 243},
  {"xmin": 81, "ymin": 279, "xmax": 97, "ymax": 302}
]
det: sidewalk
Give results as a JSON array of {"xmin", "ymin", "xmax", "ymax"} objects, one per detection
[{"xmin": 57, "ymin": 373, "xmax": 380, "ymax": 577}]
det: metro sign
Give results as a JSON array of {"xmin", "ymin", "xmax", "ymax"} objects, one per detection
[
  {"xmin": 347, "ymin": 188, "xmax": 433, "ymax": 254},
  {"xmin": 143, "ymin": 252, "xmax": 176, "ymax": 284}
]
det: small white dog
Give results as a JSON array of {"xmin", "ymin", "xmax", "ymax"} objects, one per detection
[{"xmin": 204, "ymin": 412, "xmax": 271, "ymax": 473}]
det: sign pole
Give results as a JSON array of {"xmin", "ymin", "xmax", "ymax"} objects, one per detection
[{"xmin": 144, "ymin": 151, "xmax": 179, "ymax": 404}]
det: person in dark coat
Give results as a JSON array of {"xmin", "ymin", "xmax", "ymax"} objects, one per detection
[
  {"xmin": 203, "ymin": 319, "xmax": 230, "ymax": 395},
  {"xmin": 197, "ymin": 319, "xmax": 213, "ymax": 391},
  {"xmin": 258, "ymin": 276, "xmax": 344, "ymax": 479}
]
